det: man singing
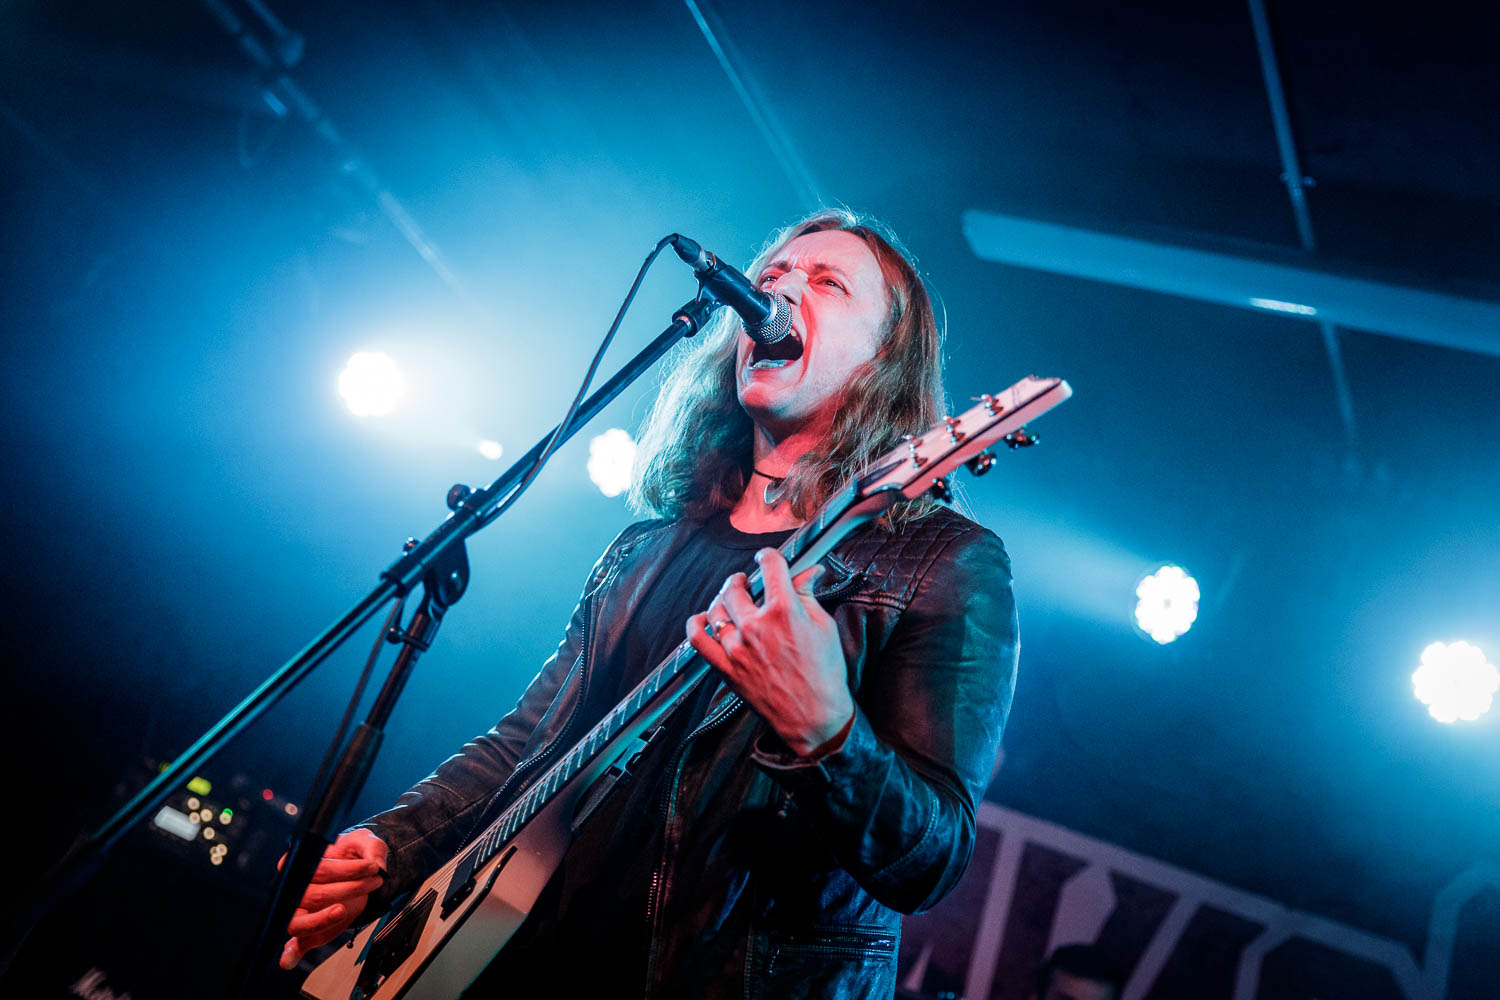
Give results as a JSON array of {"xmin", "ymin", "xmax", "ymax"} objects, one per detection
[{"xmin": 281, "ymin": 209, "xmax": 1019, "ymax": 998}]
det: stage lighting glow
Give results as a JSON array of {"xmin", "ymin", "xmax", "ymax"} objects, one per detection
[
  {"xmin": 477, "ymin": 439, "xmax": 504, "ymax": 461},
  {"xmin": 588, "ymin": 429, "xmax": 636, "ymax": 498},
  {"xmin": 338, "ymin": 351, "xmax": 405, "ymax": 417},
  {"xmin": 1134, "ymin": 564, "xmax": 1200, "ymax": 644},
  {"xmin": 1412, "ymin": 641, "xmax": 1498, "ymax": 723}
]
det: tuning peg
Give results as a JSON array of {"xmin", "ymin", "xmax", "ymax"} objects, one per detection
[
  {"xmin": 965, "ymin": 451, "xmax": 995, "ymax": 476},
  {"xmin": 971, "ymin": 393, "xmax": 1002, "ymax": 416},
  {"xmin": 929, "ymin": 476, "xmax": 953, "ymax": 503},
  {"xmin": 943, "ymin": 416, "xmax": 965, "ymax": 443},
  {"xmin": 1004, "ymin": 427, "xmax": 1038, "ymax": 449},
  {"xmin": 904, "ymin": 434, "xmax": 926, "ymax": 468}
]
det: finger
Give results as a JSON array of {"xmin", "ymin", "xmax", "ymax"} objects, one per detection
[
  {"xmin": 300, "ymin": 875, "xmax": 385, "ymax": 911},
  {"xmin": 288, "ymin": 892, "xmax": 372, "ymax": 943},
  {"xmin": 295, "ymin": 910, "xmax": 364, "ymax": 952},
  {"xmin": 755, "ymin": 548, "xmax": 797, "ymax": 607},
  {"xmin": 687, "ymin": 612, "xmax": 735, "ymax": 675},
  {"xmin": 329, "ymin": 832, "xmax": 388, "ymax": 867},
  {"xmin": 703, "ymin": 597, "xmax": 730, "ymax": 630},
  {"xmin": 308, "ymin": 857, "xmax": 384, "ymax": 883},
  {"xmin": 717, "ymin": 572, "xmax": 758, "ymax": 622},
  {"xmin": 281, "ymin": 939, "xmax": 304, "ymax": 971},
  {"xmin": 286, "ymin": 902, "xmax": 351, "ymax": 940},
  {"xmin": 791, "ymin": 563, "xmax": 827, "ymax": 597}
]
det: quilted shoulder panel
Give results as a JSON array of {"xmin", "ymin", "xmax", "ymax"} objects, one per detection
[{"xmin": 833, "ymin": 507, "xmax": 993, "ymax": 609}]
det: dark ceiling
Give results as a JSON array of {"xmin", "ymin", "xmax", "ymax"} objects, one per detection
[{"xmin": 3, "ymin": 0, "xmax": 1497, "ymax": 984}]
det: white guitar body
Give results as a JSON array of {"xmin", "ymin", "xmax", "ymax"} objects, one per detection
[{"xmin": 303, "ymin": 777, "xmax": 579, "ymax": 1000}]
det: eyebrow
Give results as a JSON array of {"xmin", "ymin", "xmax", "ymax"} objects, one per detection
[{"xmin": 759, "ymin": 259, "xmax": 855, "ymax": 284}]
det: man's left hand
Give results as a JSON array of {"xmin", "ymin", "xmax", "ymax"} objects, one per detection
[{"xmin": 687, "ymin": 548, "xmax": 855, "ymax": 757}]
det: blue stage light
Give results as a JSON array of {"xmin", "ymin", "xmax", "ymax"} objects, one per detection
[
  {"xmin": 1134, "ymin": 564, "xmax": 1200, "ymax": 644},
  {"xmin": 587, "ymin": 429, "xmax": 636, "ymax": 498},
  {"xmin": 338, "ymin": 351, "xmax": 405, "ymax": 417},
  {"xmin": 1412, "ymin": 641, "xmax": 1498, "ymax": 723},
  {"xmin": 477, "ymin": 439, "xmax": 504, "ymax": 461}
]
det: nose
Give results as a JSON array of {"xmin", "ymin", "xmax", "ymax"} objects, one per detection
[{"xmin": 766, "ymin": 269, "xmax": 808, "ymax": 305}]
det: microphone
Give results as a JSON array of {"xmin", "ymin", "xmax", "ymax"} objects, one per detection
[{"xmin": 670, "ymin": 235, "xmax": 794, "ymax": 345}]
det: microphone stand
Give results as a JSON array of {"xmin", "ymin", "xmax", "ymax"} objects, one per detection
[{"xmin": 6, "ymin": 288, "xmax": 725, "ymax": 984}]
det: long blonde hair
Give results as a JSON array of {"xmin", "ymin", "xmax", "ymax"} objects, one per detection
[{"xmin": 629, "ymin": 209, "xmax": 946, "ymax": 528}]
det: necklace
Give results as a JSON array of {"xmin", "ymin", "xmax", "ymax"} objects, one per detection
[{"xmin": 753, "ymin": 467, "xmax": 787, "ymax": 506}]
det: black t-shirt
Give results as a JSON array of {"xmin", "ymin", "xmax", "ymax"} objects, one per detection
[{"xmin": 471, "ymin": 511, "xmax": 793, "ymax": 996}]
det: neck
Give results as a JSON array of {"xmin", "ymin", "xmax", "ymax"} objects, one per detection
[{"xmin": 727, "ymin": 420, "xmax": 824, "ymax": 533}]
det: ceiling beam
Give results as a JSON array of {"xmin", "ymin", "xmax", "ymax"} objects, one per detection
[{"xmin": 961, "ymin": 210, "xmax": 1500, "ymax": 357}]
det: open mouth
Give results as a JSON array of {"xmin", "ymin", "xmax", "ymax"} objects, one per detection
[{"xmin": 747, "ymin": 332, "xmax": 804, "ymax": 370}]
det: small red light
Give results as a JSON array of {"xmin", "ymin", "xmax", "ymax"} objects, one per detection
[{"xmin": 262, "ymin": 788, "xmax": 275, "ymax": 801}]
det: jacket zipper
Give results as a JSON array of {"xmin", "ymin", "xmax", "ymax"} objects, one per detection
[{"xmin": 642, "ymin": 687, "xmax": 745, "ymax": 995}]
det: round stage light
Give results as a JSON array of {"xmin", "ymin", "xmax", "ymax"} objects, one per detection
[
  {"xmin": 477, "ymin": 439, "xmax": 504, "ymax": 461},
  {"xmin": 337, "ymin": 351, "xmax": 405, "ymax": 417},
  {"xmin": 1412, "ymin": 641, "xmax": 1497, "ymax": 723},
  {"xmin": 587, "ymin": 429, "xmax": 636, "ymax": 498},
  {"xmin": 1134, "ymin": 564, "xmax": 1200, "ymax": 644}
]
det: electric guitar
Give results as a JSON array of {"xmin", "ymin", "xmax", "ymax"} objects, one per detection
[{"xmin": 302, "ymin": 374, "xmax": 1072, "ymax": 1000}]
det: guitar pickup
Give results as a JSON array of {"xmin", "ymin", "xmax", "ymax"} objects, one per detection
[
  {"xmin": 440, "ymin": 850, "xmax": 479, "ymax": 919},
  {"xmin": 355, "ymin": 888, "xmax": 437, "ymax": 996}
]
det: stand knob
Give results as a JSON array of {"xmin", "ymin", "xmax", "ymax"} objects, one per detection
[{"xmin": 446, "ymin": 484, "xmax": 473, "ymax": 511}]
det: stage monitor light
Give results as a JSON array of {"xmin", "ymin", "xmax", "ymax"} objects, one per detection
[
  {"xmin": 477, "ymin": 439, "xmax": 504, "ymax": 461},
  {"xmin": 1134, "ymin": 564, "xmax": 1200, "ymax": 644},
  {"xmin": 1412, "ymin": 641, "xmax": 1498, "ymax": 723},
  {"xmin": 338, "ymin": 351, "xmax": 405, "ymax": 417},
  {"xmin": 588, "ymin": 429, "xmax": 636, "ymax": 498}
]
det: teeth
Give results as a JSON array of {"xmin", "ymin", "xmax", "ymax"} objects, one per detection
[{"xmin": 750, "ymin": 359, "xmax": 791, "ymax": 370}]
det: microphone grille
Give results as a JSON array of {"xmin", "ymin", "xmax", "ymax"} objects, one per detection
[{"xmin": 748, "ymin": 294, "xmax": 794, "ymax": 345}]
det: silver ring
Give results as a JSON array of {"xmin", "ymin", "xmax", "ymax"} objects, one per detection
[{"xmin": 708, "ymin": 617, "xmax": 733, "ymax": 640}]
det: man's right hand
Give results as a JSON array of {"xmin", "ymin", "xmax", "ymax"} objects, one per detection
[{"xmin": 279, "ymin": 828, "xmax": 389, "ymax": 971}]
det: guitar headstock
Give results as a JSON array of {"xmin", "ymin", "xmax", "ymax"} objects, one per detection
[{"xmin": 856, "ymin": 375, "xmax": 1072, "ymax": 504}]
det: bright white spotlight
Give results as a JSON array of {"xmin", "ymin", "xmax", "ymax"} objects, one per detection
[
  {"xmin": 477, "ymin": 439, "xmax": 504, "ymax": 461},
  {"xmin": 1134, "ymin": 564, "xmax": 1200, "ymax": 644},
  {"xmin": 587, "ymin": 429, "xmax": 636, "ymax": 498},
  {"xmin": 338, "ymin": 351, "xmax": 405, "ymax": 417},
  {"xmin": 1412, "ymin": 641, "xmax": 1498, "ymax": 723}
]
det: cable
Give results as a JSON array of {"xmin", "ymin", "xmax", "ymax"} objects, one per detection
[{"xmin": 482, "ymin": 234, "xmax": 678, "ymax": 525}]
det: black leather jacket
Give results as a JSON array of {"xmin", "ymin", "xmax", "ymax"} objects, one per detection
[{"xmin": 356, "ymin": 506, "xmax": 1018, "ymax": 998}]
